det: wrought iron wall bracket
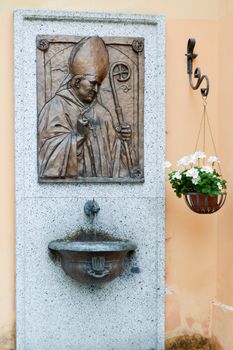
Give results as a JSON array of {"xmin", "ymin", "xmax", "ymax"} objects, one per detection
[{"xmin": 185, "ymin": 38, "xmax": 209, "ymax": 97}]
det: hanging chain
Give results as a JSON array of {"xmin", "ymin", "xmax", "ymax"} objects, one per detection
[
  {"xmin": 194, "ymin": 96, "xmax": 222, "ymax": 175},
  {"xmin": 203, "ymin": 100, "xmax": 206, "ymax": 158},
  {"xmin": 205, "ymin": 102, "xmax": 222, "ymax": 175},
  {"xmin": 194, "ymin": 98, "xmax": 206, "ymax": 152}
]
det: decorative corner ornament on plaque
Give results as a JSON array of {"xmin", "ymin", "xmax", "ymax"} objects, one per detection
[
  {"xmin": 37, "ymin": 35, "xmax": 144, "ymax": 183},
  {"xmin": 132, "ymin": 39, "xmax": 144, "ymax": 53},
  {"xmin": 37, "ymin": 38, "xmax": 50, "ymax": 51}
]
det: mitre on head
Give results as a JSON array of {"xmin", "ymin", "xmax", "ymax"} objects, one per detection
[{"xmin": 69, "ymin": 36, "xmax": 109, "ymax": 83}]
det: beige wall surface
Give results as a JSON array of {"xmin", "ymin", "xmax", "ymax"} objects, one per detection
[
  {"xmin": 1, "ymin": 0, "xmax": 233, "ymax": 349},
  {"xmin": 165, "ymin": 18, "xmax": 219, "ymax": 338},
  {"xmin": 211, "ymin": 2, "xmax": 233, "ymax": 349}
]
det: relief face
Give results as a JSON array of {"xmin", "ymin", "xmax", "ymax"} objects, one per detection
[{"xmin": 37, "ymin": 35, "xmax": 144, "ymax": 183}]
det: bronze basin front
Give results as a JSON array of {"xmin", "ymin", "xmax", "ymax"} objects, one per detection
[{"xmin": 48, "ymin": 240, "xmax": 136, "ymax": 284}]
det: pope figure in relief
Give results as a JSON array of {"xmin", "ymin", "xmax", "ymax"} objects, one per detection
[{"xmin": 38, "ymin": 36, "xmax": 133, "ymax": 179}]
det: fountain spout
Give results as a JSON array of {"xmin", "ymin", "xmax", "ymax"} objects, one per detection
[{"xmin": 84, "ymin": 199, "xmax": 100, "ymax": 219}]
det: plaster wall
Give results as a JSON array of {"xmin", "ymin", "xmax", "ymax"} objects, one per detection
[
  {"xmin": 0, "ymin": 0, "xmax": 224, "ymax": 349},
  {"xmin": 210, "ymin": 1, "xmax": 233, "ymax": 349},
  {"xmin": 165, "ymin": 18, "xmax": 219, "ymax": 339}
]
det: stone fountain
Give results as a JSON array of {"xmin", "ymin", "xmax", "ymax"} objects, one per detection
[{"xmin": 48, "ymin": 200, "xmax": 136, "ymax": 284}]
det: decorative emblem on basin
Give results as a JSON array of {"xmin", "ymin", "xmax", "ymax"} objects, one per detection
[
  {"xmin": 87, "ymin": 257, "xmax": 110, "ymax": 278},
  {"xmin": 48, "ymin": 230, "xmax": 136, "ymax": 284}
]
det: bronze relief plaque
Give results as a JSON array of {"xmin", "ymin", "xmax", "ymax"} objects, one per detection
[{"xmin": 37, "ymin": 35, "xmax": 144, "ymax": 183}]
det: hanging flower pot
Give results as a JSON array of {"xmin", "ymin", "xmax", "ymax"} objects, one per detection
[
  {"xmin": 165, "ymin": 40, "xmax": 228, "ymax": 214},
  {"xmin": 165, "ymin": 152, "xmax": 227, "ymax": 214},
  {"xmin": 184, "ymin": 192, "xmax": 227, "ymax": 214}
]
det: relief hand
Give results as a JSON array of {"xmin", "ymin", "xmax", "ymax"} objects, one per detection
[
  {"xmin": 116, "ymin": 123, "xmax": 132, "ymax": 142},
  {"xmin": 77, "ymin": 118, "xmax": 89, "ymax": 140}
]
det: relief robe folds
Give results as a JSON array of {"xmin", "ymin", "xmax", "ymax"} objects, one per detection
[{"xmin": 38, "ymin": 89, "xmax": 125, "ymax": 178}]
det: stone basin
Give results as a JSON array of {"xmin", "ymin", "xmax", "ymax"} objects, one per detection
[{"xmin": 48, "ymin": 238, "xmax": 136, "ymax": 284}]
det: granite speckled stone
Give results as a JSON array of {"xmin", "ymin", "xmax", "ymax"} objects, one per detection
[{"xmin": 14, "ymin": 10, "xmax": 165, "ymax": 350}]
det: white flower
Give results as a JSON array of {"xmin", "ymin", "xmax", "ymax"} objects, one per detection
[
  {"xmin": 186, "ymin": 168, "xmax": 199, "ymax": 179},
  {"xmin": 172, "ymin": 171, "xmax": 182, "ymax": 180},
  {"xmin": 188, "ymin": 154, "xmax": 197, "ymax": 165},
  {"xmin": 192, "ymin": 176, "xmax": 200, "ymax": 185},
  {"xmin": 193, "ymin": 151, "xmax": 206, "ymax": 160},
  {"xmin": 208, "ymin": 156, "xmax": 220, "ymax": 164},
  {"xmin": 200, "ymin": 165, "xmax": 214, "ymax": 174},
  {"xmin": 164, "ymin": 161, "xmax": 172, "ymax": 169},
  {"xmin": 177, "ymin": 156, "xmax": 189, "ymax": 167},
  {"xmin": 217, "ymin": 182, "xmax": 222, "ymax": 190},
  {"xmin": 177, "ymin": 155, "xmax": 195, "ymax": 168}
]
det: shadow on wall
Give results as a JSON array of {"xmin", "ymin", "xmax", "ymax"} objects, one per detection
[{"xmin": 165, "ymin": 334, "xmax": 223, "ymax": 350}]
